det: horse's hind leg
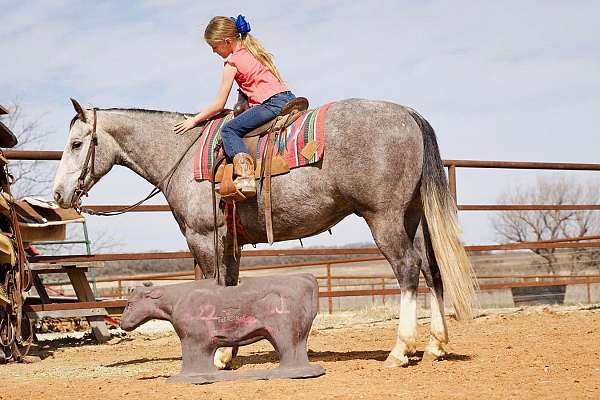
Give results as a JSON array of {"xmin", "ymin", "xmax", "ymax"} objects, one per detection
[
  {"xmin": 364, "ymin": 207, "xmax": 422, "ymax": 368},
  {"xmin": 418, "ymin": 220, "xmax": 449, "ymax": 360}
]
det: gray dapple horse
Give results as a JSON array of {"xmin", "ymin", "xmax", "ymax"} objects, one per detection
[{"xmin": 52, "ymin": 98, "xmax": 476, "ymax": 368}]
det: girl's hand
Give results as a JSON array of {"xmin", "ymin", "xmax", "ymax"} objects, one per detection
[{"xmin": 174, "ymin": 116, "xmax": 197, "ymax": 134}]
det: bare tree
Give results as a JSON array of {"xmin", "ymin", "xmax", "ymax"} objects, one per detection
[
  {"xmin": 1, "ymin": 100, "xmax": 54, "ymax": 197},
  {"xmin": 492, "ymin": 176, "xmax": 600, "ymax": 274}
]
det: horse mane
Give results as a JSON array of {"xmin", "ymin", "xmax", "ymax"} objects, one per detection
[
  {"xmin": 100, "ymin": 107, "xmax": 190, "ymax": 117},
  {"xmin": 69, "ymin": 108, "xmax": 193, "ymax": 130}
]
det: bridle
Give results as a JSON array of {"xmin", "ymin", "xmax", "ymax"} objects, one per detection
[
  {"xmin": 73, "ymin": 108, "xmax": 98, "ymax": 205},
  {"xmin": 71, "ymin": 107, "xmax": 205, "ymax": 217}
]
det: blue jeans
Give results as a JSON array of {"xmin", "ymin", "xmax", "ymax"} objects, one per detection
[{"xmin": 221, "ymin": 91, "xmax": 296, "ymax": 160}]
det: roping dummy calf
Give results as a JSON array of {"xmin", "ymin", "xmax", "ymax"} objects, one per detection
[{"xmin": 120, "ymin": 273, "xmax": 325, "ymax": 384}]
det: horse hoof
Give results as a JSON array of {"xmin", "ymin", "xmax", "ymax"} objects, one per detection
[
  {"xmin": 384, "ymin": 354, "xmax": 409, "ymax": 368},
  {"xmin": 423, "ymin": 348, "xmax": 446, "ymax": 362},
  {"xmin": 214, "ymin": 359, "xmax": 227, "ymax": 370}
]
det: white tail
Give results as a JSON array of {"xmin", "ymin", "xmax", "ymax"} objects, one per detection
[{"xmin": 410, "ymin": 109, "xmax": 478, "ymax": 320}]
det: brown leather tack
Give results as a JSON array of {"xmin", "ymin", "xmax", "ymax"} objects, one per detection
[
  {"xmin": 218, "ymin": 163, "xmax": 246, "ymax": 202},
  {"xmin": 301, "ymin": 140, "xmax": 320, "ymax": 160},
  {"xmin": 211, "ymin": 98, "xmax": 311, "ymax": 246}
]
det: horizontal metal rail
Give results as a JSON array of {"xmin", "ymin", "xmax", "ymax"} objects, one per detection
[
  {"xmin": 25, "ymin": 300, "xmax": 127, "ymax": 312},
  {"xmin": 466, "ymin": 241, "xmax": 600, "ymax": 252},
  {"xmin": 33, "ymin": 240, "xmax": 90, "ymax": 246},
  {"xmin": 27, "ymin": 236, "xmax": 600, "ymax": 265},
  {"xmin": 459, "ymin": 204, "xmax": 600, "ymax": 211},
  {"xmin": 27, "ymin": 276, "xmax": 600, "ymax": 313},
  {"xmin": 86, "ymin": 272, "xmax": 600, "ymax": 284},
  {"xmin": 321, "ymin": 276, "xmax": 600, "ymax": 298},
  {"xmin": 3, "ymin": 150, "xmax": 62, "ymax": 160},
  {"xmin": 28, "ymin": 250, "xmax": 382, "ymax": 264},
  {"xmin": 443, "ymin": 159, "xmax": 600, "ymax": 171},
  {"xmin": 80, "ymin": 204, "xmax": 600, "ymax": 212},
  {"xmin": 46, "ymin": 272, "xmax": 600, "ymax": 289},
  {"xmin": 7, "ymin": 151, "xmax": 600, "ymax": 171}
]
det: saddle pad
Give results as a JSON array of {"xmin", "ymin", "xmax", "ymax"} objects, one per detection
[{"xmin": 193, "ymin": 102, "xmax": 334, "ymax": 181}]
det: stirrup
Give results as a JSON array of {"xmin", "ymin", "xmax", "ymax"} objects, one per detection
[
  {"xmin": 234, "ymin": 177, "xmax": 256, "ymax": 198},
  {"xmin": 233, "ymin": 153, "xmax": 256, "ymax": 199}
]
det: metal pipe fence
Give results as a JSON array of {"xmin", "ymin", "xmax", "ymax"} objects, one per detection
[
  {"xmin": 8, "ymin": 150, "xmax": 600, "ymax": 315},
  {"xmin": 26, "ymin": 274, "xmax": 600, "ymax": 315},
  {"xmin": 7, "ymin": 151, "xmax": 600, "ymax": 213},
  {"xmin": 39, "ymin": 253, "xmax": 600, "ymax": 314}
]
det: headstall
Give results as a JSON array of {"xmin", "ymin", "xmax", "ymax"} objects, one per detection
[{"xmin": 73, "ymin": 107, "xmax": 98, "ymax": 209}]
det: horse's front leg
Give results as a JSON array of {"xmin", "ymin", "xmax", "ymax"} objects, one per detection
[
  {"xmin": 184, "ymin": 228, "xmax": 239, "ymax": 369},
  {"xmin": 219, "ymin": 227, "xmax": 241, "ymax": 286},
  {"xmin": 184, "ymin": 223, "xmax": 240, "ymax": 286},
  {"xmin": 213, "ymin": 227, "xmax": 241, "ymax": 369}
]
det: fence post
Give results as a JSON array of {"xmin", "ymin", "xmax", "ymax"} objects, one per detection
[
  {"xmin": 381, "ymin": 278, "xmax": 386, "ymax": 305},
  {"xmin": 447, "ymin": 164, "xmax": 457, "ymax": 204},
  {"xmin": 326, "ymin": 263, "xmax": 333, "ymax": 314},
  {"xmin": 587, "ymin": 279, "xmax": 592, "ymax": 304},
  {"xmin": 371, "ymin": 284, "xmax": 375, "ymax": 306}
]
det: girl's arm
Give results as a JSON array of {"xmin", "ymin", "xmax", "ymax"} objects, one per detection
[{"xmin": 174, "ymin": 64, "xmax": 237, "ymax": 134}]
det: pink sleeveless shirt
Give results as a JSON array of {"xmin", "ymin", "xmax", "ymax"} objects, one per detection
[{"xmin": 225, "ymin": 47, "xmax": 289, "ymax": 106}]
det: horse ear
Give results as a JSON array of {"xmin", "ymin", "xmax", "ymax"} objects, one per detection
[{"xmin": 70, "ymin": 98, "xmax": 86, "ymax": 122}]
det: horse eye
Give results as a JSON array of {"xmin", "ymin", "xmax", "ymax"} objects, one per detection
[{"xmin": 71, "ymin": 140, "xmax": 83, "ymax": 150}]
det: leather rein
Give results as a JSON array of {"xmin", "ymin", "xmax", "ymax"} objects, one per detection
[{"xmin": 73, "ymin": 108, "xmax": 204, "ymax": 217}]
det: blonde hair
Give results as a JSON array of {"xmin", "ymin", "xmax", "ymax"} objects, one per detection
[{"xmin": 204, "ymin": 16, "xmax": 283, "ymax": 82}]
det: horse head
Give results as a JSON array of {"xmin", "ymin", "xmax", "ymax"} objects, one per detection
[{"xmin": 52, "ymin": 98, "xmax": 120, "ymax": 209}]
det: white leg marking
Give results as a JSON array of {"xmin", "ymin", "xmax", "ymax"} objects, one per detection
[
  {"xmin": 214, "ymin": 347, "xmax": 234, "ymax": 370},
  {"xmin": 425, "ymin": 292, "xmax": 448, "ymax": 360},
  {"xmin": 385, "ymin": 290, "xmax": 417, "ymax": 368}
]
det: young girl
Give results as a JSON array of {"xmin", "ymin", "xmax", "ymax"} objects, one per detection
[{"xmin": 174, "ymin": 15, "xmax": 295, "ymax": 198}]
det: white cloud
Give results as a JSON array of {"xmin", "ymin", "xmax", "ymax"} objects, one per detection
[{"xmin": 1, "ymin": 0, "xmax": 599, "ymax": 251}]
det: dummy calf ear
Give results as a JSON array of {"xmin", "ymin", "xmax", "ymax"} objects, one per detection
[
  {"xmin": 70, "ymin": 98, "xmax": 86, "ymax": 122},
  {"xmin": 146, "ymin": 289, "xmax": 163, "ymax": 300}
]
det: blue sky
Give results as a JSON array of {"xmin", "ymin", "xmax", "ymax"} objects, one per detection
[{"xmin": 1, "ymin": 1, "xmax": 599, "ymax": 252}]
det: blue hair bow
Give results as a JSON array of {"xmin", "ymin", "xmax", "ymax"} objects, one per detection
[{"xmin": 231, "ymin": 14, "xmax": 251, "ymax": 35}]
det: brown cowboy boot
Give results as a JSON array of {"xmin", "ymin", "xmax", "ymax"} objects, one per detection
[{"xmin": 233, "ymin": 152, "xmax": 256, "ymax": 198}]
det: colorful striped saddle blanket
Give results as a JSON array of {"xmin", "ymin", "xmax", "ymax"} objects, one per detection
[{"xmin": 193, "ymin": 102, "xmax": 334, "ymax": 181}]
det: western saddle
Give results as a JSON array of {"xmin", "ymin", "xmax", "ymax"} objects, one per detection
[{"xmin": 212, "ymin": 91, "xmax": 309, "ymax": 244}]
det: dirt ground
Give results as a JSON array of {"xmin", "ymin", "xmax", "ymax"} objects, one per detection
[{"xmin": 2, "ymin": 306, "xmax": 600, "ymax": 400}]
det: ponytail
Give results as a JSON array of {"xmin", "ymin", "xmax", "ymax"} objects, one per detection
[
  {"xmin": 204, "ymin": 16, "xmax": 283, "ymax": 82},
  {"xmin": 241, "ymin": 34, "xmax": 283, "ymax": 82}
]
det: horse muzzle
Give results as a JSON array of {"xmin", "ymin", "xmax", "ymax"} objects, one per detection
[{"xmin": 53, "ymin": 187, "xmax": 81, "ymax": 209}]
